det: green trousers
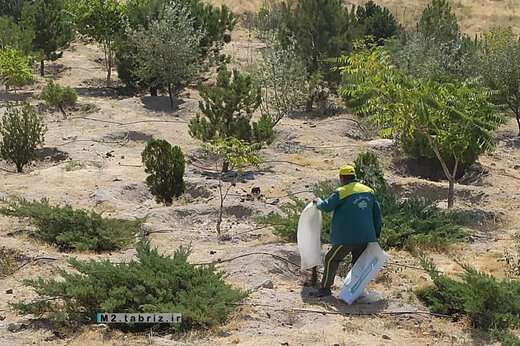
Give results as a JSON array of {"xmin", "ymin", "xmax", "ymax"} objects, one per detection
[{"xmin": 321, "ymin": 244, "xmax": 368, "ymax": 289}]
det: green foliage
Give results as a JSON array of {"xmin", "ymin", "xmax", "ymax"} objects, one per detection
[
  {"xmin": 417, "ymin": 256, "xmax": 520, "ymax": 343},
  {"xmin": 340, "ymin": 46, "xmax": 503, "ymax": 207},
  {"xmin": 259, "ymin": 151, "xmax": 466, "ymax": 250},
  {"xmin": 0, "ymin": 102, "xmax": 46, "ymax": 173},
  {"xmin": 0, "ymin": 48, "xmax": 33, "ymax": 91},
  {"xmin": 189, "ymin": 66, "xmax": 262, "ymax": 143},
  {"xmin": 355, "ymin": 0, "xmax": 399, "ymax": 42},
  {"xmin": 118, "ymin": 0, "xmax": 234, "ymax": 91},
  {"xmin": 418, "ymin": 0, "xmax": 460, "ymax": 43},
  {"xmin": 0, "ymin": 0, "xmax": 24, "ymax": 21},
  {"xmin": 20, "ymin": 0, "xmax": 73, "ymax": 76},
  {"xmin": 0, "ymin": 198, "xmax": 140, "ymax": 251},
  {"xmin": 252, "ymin": 114, "xmax": 275, "ymax": 144},
  {"xmin": 480, "ymin": 27, "xmax": 520, "ymax": 135},
  {"xmin": 253, "ymin": 40, "xmax": 307, "ymax": 125},
  {"xmin": 13, "ymin": 242, "xmax": 247, "ymax": 330},
  {"xmin": 141, "ymin": 139, "xmax": 185, "ymax": 205},
  {"xmin": 41, "ymin": 80, "xmax": 78, "ymax": 117},
  {"xmin": 0, "ymin": 16, "xmax": 34, "ymax": 52},
  {"xmin": 130, "ymin": 3, "xmax": 203, "ymax": 108},
  {"xmin": 72, "ymin": 0, "xmax": 127, "ymax": 84}
]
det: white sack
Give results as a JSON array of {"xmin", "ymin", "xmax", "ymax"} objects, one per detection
[
  {"xmin": 297, "ymin": 202, "xmax": 322, "ymax": 270},
  {"xmin": 339, "ymin": 242, "xmax": 389, "ymax": 304}
]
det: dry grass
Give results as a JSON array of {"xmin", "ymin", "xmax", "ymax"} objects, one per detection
[{"xmin": 211, "ymin": 0, "xmax": 520, "ymax": 35}]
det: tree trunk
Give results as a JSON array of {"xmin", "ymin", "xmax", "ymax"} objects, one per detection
[
  {"xmin": 447, "ymin": 178, "xmax": 455, "ymax": 209},
  {"xmin": 150, "ymin": 86, "xmax": 158, "ymax": 97},
  {"xmin": 16, "ymin": 163, "xmax": 23, "ymax": 173},
  {"xmin": 222, "ymin": 161, "xmax": 229, "ymax": 173},
  {"xmin": 516, "ymin": 112, "xmax": 520, "ymax": 136},
  {"xmin": 305, "ymin": 95, "xmax": 314, "ymax": 113},
  {"xmin": 168, "ymin": 84, "xmax": 174, "ymax": 109},
  {"xmin": 106, "ymin": 58, "xmax": 112, "ymax": 87},
  {"xmin": 59, "ymin": 104, "xmax": 67, "ymax": 119},
  {"xmin": 40, "ymin": 60, "xmax": 44, "ymax": 77}
]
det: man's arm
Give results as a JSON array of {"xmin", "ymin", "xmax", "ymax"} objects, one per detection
[
  {"xmin": 373, "ymin": 199, "xmax": 382, "ymax": 238},
  {"xmin": 315, "ymin": 191, "xmax": 341, "ymax": 212}
]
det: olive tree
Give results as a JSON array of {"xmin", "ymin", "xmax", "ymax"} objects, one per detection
[
  {"xmin": 340, "ymin": 47, "xmax": 503, "ymax": 208},
  {"xmin": 130, "ymin": 3, "xmax": 202, "ymax": 108},
  {"xmin": 481, "ymin": 27, "xmax": 520, "ymax": 135},
  {"xmin": 0, "ymin": 103, "xmax": 47, "ymax": 173}
]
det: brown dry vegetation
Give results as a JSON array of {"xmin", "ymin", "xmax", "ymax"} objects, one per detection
[{"xmin": 0, "ymin": 1, "xmax": 520, "ymax": 345}]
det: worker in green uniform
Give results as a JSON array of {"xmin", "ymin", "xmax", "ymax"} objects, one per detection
[{"xmin": 310, "ymin": 164, "xmax": 382, "ymax": 298}]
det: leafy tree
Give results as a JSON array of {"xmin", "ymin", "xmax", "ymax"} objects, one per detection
[
  {"xmin": 130, "ymin": 3, "xmax": 202, "ymax": 108},
  {"xmin": 253, "ymin": 40, "xmax": 307, "ymax": 126},
  {"xmin": 0, "ymin": 0, "xmax": 23, "ymax": 21},
  {"xmin": 189, "ymin": 66, "xmax": 261, "ymax": 142},
  {"xmin": 0, "ymin": 48, "xmax": 33, "ymax": 92},
  {"xmin": 0, "ymin": 198, "xmax": 140, "ymax": 251},
  {"xmin": 0, "ymin": 102, "xmax": 46, "ymax": 173},
  {"xmin": 481, "ymin": 27, "xmax": 520, "ymax": 135},
  {"xmin": 203, "ymin": 138, "xmax": 261, "ymax": 236},
  {"xmin": 41, "ymin": 80, "xmax": 78, "ymax": 118},
  {"xmin": 141, "ymin": 139, "xmax": 185, "ymax": 205},
  {"xmin": 418, "ymin": 0, "xmax": 460, "ymax": 43},
  {"xmin": 13, "ymin": 242, "xmax": 246, "ymax": 330},
  {"xmin": 340, "ymin": 46, "xmax": 503, "ymax": 208},
  {"xmin": 20, "ymin": 0, "xmax": 73, "ymax": 76},
  {"xmin": 73, "ymin": 0, "xmax": 127, "ymax": 85},
  {"xmin": 355, "ymin": 0, "xmax": 399, "ymax": 42},
  {"xmin": 0, "ymin": 16, "xmax": 34, "ymax": 53}
]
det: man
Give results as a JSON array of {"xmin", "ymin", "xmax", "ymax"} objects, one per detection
[{"xmin": 311, "ymin": 164, "xmax": 382, "ymax": 298}]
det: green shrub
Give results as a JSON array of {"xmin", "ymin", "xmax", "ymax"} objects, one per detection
[
  {"xmin": 259, "ymin": 151, "xmax": 467, "ymax": 250},
  {"xmin": 13, "ymin": 242, "xmax": 247, "ymax": 331},
  {"xmin": 0, "ymin": 102, "xmax": 46, "ymax": 173},
  {"xmin": 0, "ymin": 198, "xmax": 141, "ymax": 252},
  {"xmin": 142, "ymin": 139, "xmax": 185, "ymax": 204},
  {"xmin": 41, "ymin": 80, "xmax": 78, "ymax": 117},
  {"xmin": 417, "ymin": 256, "xmax": 520, "ymax": 344},
  {"xmin": 0, "ymin": 48, "xmax": 33, "ymax": 91},
  {"xmin": 252, "ymin": 114, "xmax": 275, "ymax": 144}
]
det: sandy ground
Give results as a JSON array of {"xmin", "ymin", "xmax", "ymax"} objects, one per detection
[{"xmin": 1, "ymin": 18, "xmax": 520, "ymax": 346}]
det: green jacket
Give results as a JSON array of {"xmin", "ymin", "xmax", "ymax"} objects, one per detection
[{"xmin": 316, "ymin": 182, "xmax": 382, "ymax": 246}]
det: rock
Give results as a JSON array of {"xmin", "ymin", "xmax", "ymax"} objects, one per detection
[
  {"xmin": 514, "ymin": 165, "xmax": 520, "ymax": 170},
  {"xmin": 257, "ymin": 279, "xmax": 274, "ymax": 289},
  {"xmin": 7, "ymin": 323, "xmax": 25, "ymax": 332},
  {"xmin": 209, "ymin": 250, "xmax": 216, "ymax": 255},
  {"xmin": 5, "ymin": 289, "xmax": 13, "ymax": 294},
  {"xmin": 0, "ymin": 315, "xmax": 5, "ymax": 321},
  {"xmin": 366, "ymin": 138, "xmax": 394, "ymax": 150},
  {"xmin": 382, "ymin": 335, "xmax": 391, "ymax": 340},
  {"xmin": 217, "ymin": 330, "xmax": 231, "ymax": 337}
]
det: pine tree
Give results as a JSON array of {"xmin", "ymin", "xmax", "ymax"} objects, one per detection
[
  {"xmin": 20, "ymin": 0, "xmax": 73, "ymax": 76},
  {"xmin": 418, "ymin": 0, "xmax": 460, "ymax": 43},
  {"xmin": 189, "ymin": 66, "xmax": 261, "ymax": 142}
]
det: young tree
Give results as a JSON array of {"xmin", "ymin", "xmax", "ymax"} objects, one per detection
[
  {"xmin": 355, "ymin": 0, "xmax": 399, "ymax": 42},
  {"xmin": 418, "ymin": 0, "xmax": 460, "ymax": 43},
  {"xmin": 481, "ymin": 27, "xmax": 520, "ymax": 135},
  {"xmin": 20, "ymin": 0, "xmax": 73, "ymax": 77},
  {"xmin": 0, "ymin": 48, "xmax": 33, "ymax": 92},
  {"xmin": 189, "ymin": 65, "xmax": 261, "ymax": 142},
  {"xmin": 340, "ymin": 47, "xmax": 503, "ymax": 208},
  {"xmin": 253, "ymin": 40, "xmax": 307, "ymax": 126},
  {"xmin": 73, "ymin": 0, "xmax": 126, "ymax": 85},
  {"xmin": 130, "ymin": 3, "xmax": 202, "ymax": 109},
  {"xmin": 0, "ymin": 102, "xmax": 47, "ymax": 173},
  {"xmin": 0, "ymin": 0, "xmax": 24, "ymax": 21},
  {"xmin": 142, "ymin": 139, "xmax": 185, "ymax": 205},
  {"xmin": 41, "ymin": 80, "xmax": 78, "ymax": 118},
  {"xmin": 203, "ymin": 138, "xmax": 261, "ymax": 236}
]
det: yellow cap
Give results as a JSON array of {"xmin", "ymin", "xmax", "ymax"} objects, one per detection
[{"xmin": 339, "ymin": 165, "xmax": 355, "ymax": 176}]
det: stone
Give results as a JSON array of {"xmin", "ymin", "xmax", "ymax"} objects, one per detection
[
  {"xmin": 257, "ymin": 279, "xmax": 274, "ymax": 289},
  {"xmin": 5, "ymin": 289, "xmax": 13, "ymax": 294}
]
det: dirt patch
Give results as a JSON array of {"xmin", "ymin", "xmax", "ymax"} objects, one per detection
[
  {"xmin": 104, "ymin": 131, "xmax": 153, "ymax": 143},
  {"xmin": 392, "ymin": 156, "xmax": 465, "ymax": 181},
  {"xmin": 34, "ymin": 147, "xmax": 69, "ymax": 163}
]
